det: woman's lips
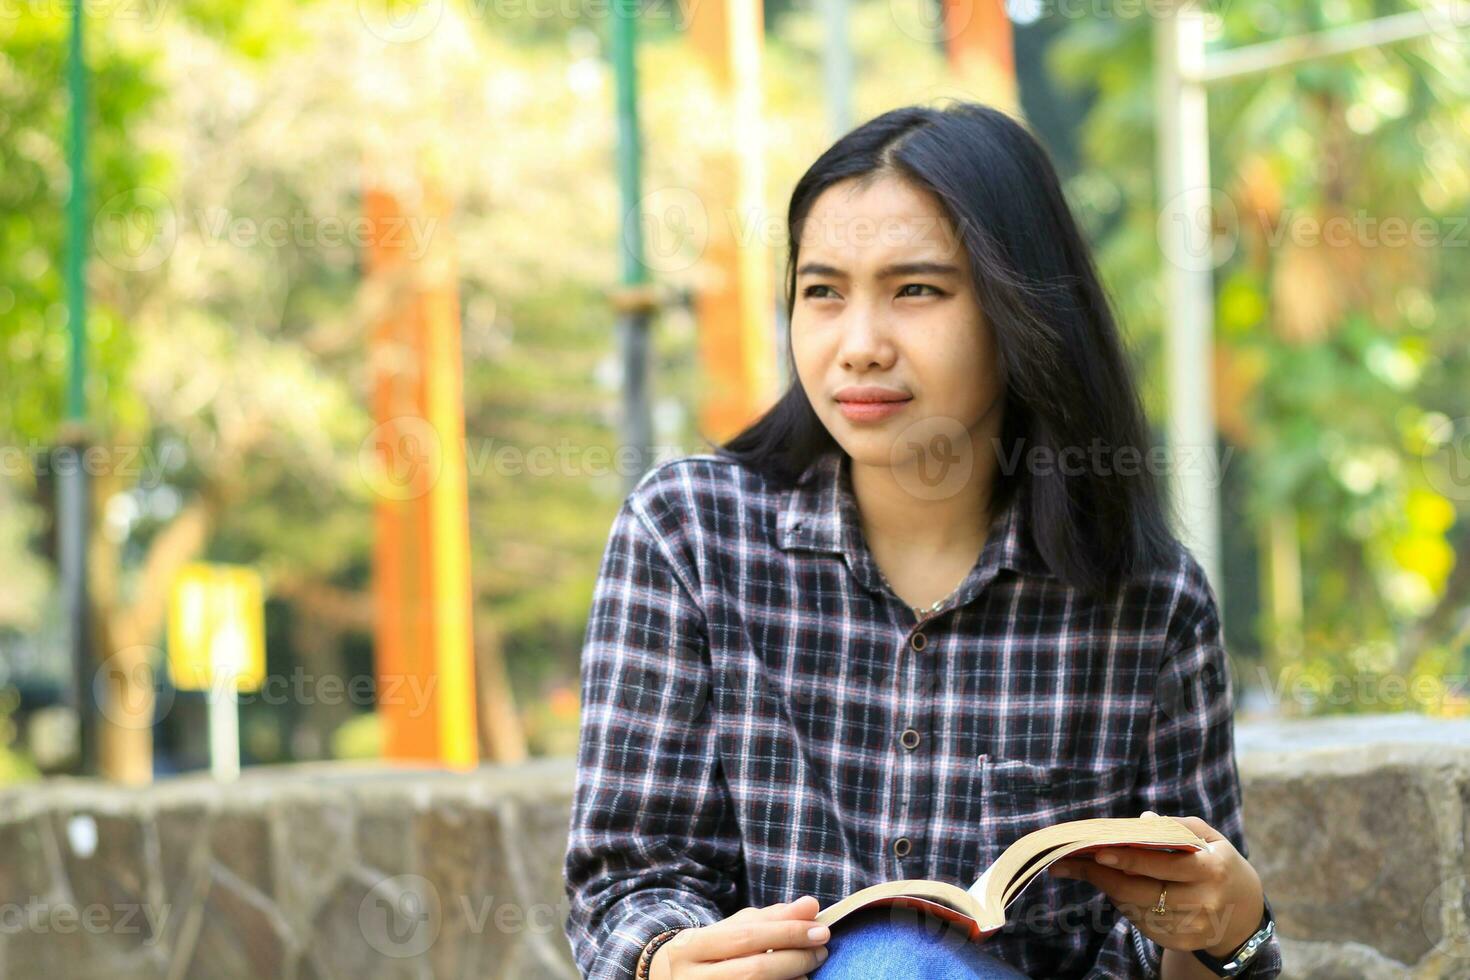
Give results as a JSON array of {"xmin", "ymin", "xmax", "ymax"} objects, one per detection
[{"xmin": 837, "ymin": 398, "xmax": 912, "ymax": 422}]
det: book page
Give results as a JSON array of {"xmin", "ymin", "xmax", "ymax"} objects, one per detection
[{"xmin": 966, "ymin": 816, "xmax": 1207, "ymax": 919}]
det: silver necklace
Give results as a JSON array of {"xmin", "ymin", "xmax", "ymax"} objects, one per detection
[{"xmin": 875, "ymin": 564, "xmax": 960, "ymax": 618}]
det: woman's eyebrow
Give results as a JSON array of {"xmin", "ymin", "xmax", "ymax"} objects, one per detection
[{"xmin": 796, "ymin": 260, "xmax": 961, "ymax": 279}]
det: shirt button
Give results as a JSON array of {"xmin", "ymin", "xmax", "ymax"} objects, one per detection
[
  {"xmin": 898, "ymin": 728, "xmax": 921, "ymax": 750},
  {"xmin": 911, "ymin": 632, "xmax": 927, "ymax": 651},
  {"xmin": 893, "ymin": 836, "xmax": 912, "ymax": 858}
]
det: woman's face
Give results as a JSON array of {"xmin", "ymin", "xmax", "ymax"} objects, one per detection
[{"xmin": 790, "ymin": 175, "xmax": 1004, "ymax": 476}]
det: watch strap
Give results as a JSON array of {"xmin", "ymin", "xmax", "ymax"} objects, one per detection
[{"xmin": 1190, "ymin": 896, "xmax": 1274, "ymax": 976}]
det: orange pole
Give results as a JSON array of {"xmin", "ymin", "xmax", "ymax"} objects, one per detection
[
  {"xmin": 364, "ymin": 155, "xmax": 479, "ymax": 769},
  {"xmin": 942, "ymin": 0, "xmax": 1019, "ymax": 113},
  {"xmin": 688, "ymin": 0, "xmax": 781, "ymax": 443}
]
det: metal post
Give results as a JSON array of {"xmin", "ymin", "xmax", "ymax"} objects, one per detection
[
  {"xmin": 1154, "ymin": 1, "xmax": 1224, "ymax": 617},
  {"xmin": 821, "ymin": 0, "xmax": 853, "ymax": 138},
  {"xmin": 1150, "ymin": 4, "xmax": 1462, "ymax": 631},
  {"xmin": 63, "ymin": 0, "xmax": 97, "ymax": 776},
  {"xmin": 1193, "ymin": 11, "xmax": 1467, "ymax": 85},
  {"xmin": 207, "ymin": 678, "xmax": 240, "ymax": 782}
]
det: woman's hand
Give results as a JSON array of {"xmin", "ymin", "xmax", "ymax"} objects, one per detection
[
  {"xmin": 1047, "ymin": 810, "xmax": 1265, "ymax": 957},
  {"xmin": 649, "ymin": 895, "xmax": 831, "ymax": 979}
]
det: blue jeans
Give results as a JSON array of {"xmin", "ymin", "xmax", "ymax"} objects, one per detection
[{"xmin": 811, "ymin": 906, "xmax": 1031, "ymax": 980}]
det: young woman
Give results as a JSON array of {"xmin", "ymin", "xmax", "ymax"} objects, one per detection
[{"xmin": 563, "ymin": 102, "xmax": 1281, "ymax": 980}]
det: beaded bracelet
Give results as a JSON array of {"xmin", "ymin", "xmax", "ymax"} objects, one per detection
[{"xmin": 636, "ymin": 927, "xmax": 685, "ymax": 980}]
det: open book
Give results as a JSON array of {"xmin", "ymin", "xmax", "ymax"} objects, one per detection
[{"xmin": 812, "ymin": 815, "xmax": 1209, "ymax": 942}]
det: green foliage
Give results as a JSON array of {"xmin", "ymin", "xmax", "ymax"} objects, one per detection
[
  {"xmin": 1051, "ymin": 3, "xmax": 1470, "ymax": 714},
  {"xmin": 0, "ymin": 6, "xmax": 162, "ymax": 442},
  {"xmin": 330, "ymin": 710, "xmax": 382, "ymax": 759},
  {"xmin": 0, "ymin": 689, "xmax": 39, "ymax": 786},
  {"xmin": 9, "ymin": 0, "xmax": 1465, "ymax": 754}
]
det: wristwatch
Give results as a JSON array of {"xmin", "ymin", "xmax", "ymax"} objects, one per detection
[{"xmin": 1190, "ymin": 895, "xmax": 1274, "ymax": 977}]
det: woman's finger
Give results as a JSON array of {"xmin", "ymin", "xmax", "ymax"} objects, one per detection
[
  {"xmin": 1084, "ymin": 847, "xmax": 1218, "ymax": 883},
  {"xmin": 695, "ymin": 915, "xmax": 830, "ymax": 963},
  {"xmin": 705, "ymin": 944, "xmax": 829, "ymax": 980},
  {"xmin": 1073, "ymin": 864, "xmax": 1208, "ymax": 922}
]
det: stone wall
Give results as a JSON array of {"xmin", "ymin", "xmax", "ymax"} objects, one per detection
[
  {"xmin": 1238, "ymin": 718, "xmax": 1470, "ymax": 979},
  {"xmin": 0, "ymin": 758, "xmax": 580, "ymax": 979},
  {"xmin": 2, "ymin": 717, "xmax": 1468, "ymax": 978}
]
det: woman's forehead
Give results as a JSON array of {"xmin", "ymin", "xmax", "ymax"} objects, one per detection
[
  {"xmin": 798, "ymin": 180, "xmax": 963, "ymax": 261},
  {"xmin": 804, "ymin": 176, "xmax": 948, "ymax": 224}
]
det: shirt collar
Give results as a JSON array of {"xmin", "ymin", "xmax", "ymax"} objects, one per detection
[{"xmin": 777, "ymin": 450, "xmax": 1047, "ymax": 607}]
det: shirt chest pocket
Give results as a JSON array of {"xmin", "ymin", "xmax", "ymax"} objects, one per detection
[
  {"xmin": 975, "ymin": 757, "xmax": 1137, "ymax": 953},
  {"xmin": 979, "ymin": 756, "xmax": 1136, "ymax": 852}
]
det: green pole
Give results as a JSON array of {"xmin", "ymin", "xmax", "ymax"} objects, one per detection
[
  {"xmin": 612, "ymin": 0, "xmax": 644, "ymax": 286},
  {"xmin": 62, "ymin": 0, "xmax": 98, "ymax": 776},
  {"xmin": 66, "ymin": 1, "xmax": 87, "ymax": 423},
  {"xmin": 610, "ymin": 0, "xmax": 654, "ymax": 493}
]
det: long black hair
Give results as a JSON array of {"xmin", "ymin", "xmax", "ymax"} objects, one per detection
[{"xmin": 713, "ymin": 100, "xmax": 1181, "ymax": 598}]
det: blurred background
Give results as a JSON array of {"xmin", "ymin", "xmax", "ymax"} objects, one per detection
[
  {"xmin": 2, "ymin": 0, "xmax": 1469, "ymax": 789},
  {"xmin": 7, "ymin": 3, "xmax": 1470, "ymax": 976}
]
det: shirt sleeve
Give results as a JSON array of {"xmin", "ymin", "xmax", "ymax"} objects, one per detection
[
  {"xmin": 1086, "ymin": 554, "xmax": 1283, "ymax": 979},
  {"xmin": 562, "ymin": 487, "xmax": 745, "ymax": 979}
]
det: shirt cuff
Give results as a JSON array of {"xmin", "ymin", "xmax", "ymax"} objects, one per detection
[
  {"xmin": 606, "ymin": 899, "xmax": 723, "ymax": 980},
  {"xmin": 1129, "ymin": 920, "xmax": 1163, "ymax": 978},
  {"xmin": 1128, "ymin": 917, "xmax": 1285, "ymax": 979}
]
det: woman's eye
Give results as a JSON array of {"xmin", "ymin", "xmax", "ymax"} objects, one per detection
[{"xmin": 803, "ymin": 284, "xmax": 943, "ymax": 299}]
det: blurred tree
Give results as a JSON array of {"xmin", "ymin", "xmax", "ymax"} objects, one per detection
[
  {"xmin": 1050, "ymin": 2, "xmax": 1470, "ymax": 715},
  {"xmin": 22, "ymin": 0, "xmax": 1457, "ymax": 776}
]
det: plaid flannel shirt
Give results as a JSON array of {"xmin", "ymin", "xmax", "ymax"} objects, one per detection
[{"xmin": 563, "ymin": 449, "xmax": 1282, "ymax": 979}]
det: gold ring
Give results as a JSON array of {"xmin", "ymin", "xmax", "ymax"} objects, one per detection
[{"xmin": 1150, "ymin": 884, "xmax": 1169, "ymax": 915}]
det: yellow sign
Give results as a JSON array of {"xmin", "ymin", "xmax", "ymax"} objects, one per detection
[{"xmin": 168, "ymin": 563, "xmax": 265, "ymax": 691}]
